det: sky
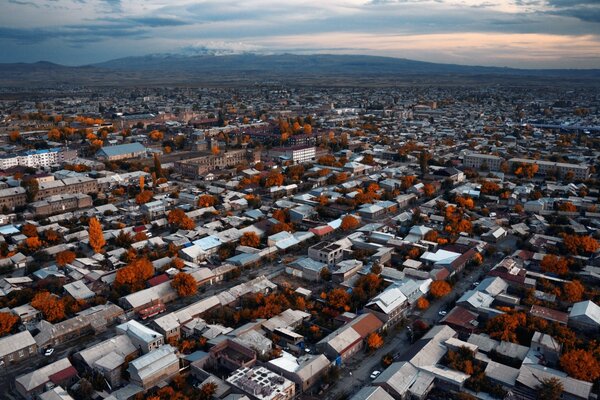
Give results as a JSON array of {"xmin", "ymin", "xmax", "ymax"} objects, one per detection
[{"xmin": 1, "ymin": 0, "xmax": 599, "ymax": 68}]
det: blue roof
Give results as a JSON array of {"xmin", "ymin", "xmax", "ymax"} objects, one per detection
[
  {"xmin": 193, "ymin": 235, "xmax": 222, "ymax": 251},
  {"xmin": 227, "ymin": 253, "xmax": 261, "ymax": 266},
  {"xmin": 97, "ymin": 143, "xmax": 146, "ymax": 157},
  {"xmin": 0, "ymin": 225, "xmax": 20, "ymax": 235}
]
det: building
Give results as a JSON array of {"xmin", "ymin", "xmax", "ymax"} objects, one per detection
[
  {"xmin": 209, "ymin": 339, "xmax": 257, "ymax": 373},
  {"xmin": 285, "ymin": 257, "xmax": 327, "ymax": 281},
  {"xmin": 463, "ymin": 153, "xmax": 503, "ymax": 171},
  {"xmin": 508, "ymin": 158, "xmax": 590, "ymax": 180},
  {"xmin": 128, "ymin": 345, "xmax": 180, "ymax": 390},
  {"xmin": 0, "ymin": 186, "xmax": 27, "ymax": 211},
  {"xmin": 317, "ymin": 313, "xmax": 383, "ymax": 363},
  {"xmin": 267, "ymin": 352, "xmax": 330, "ymax": 392},
  {"xmin": 0, "ymin": 330, "xmax": 37, "ymax": 365},
  {"xmin": 30, "ymin": 193, "xmax": 92, "ymax": 217},
  {"xmin": 116, "ymin": 320, "xmax": 164, "ymax": 354},
  {"xmin": 0, "ymin": 148, "xmax": 76, "ymax": 170},
  {"xmin": 227, "ymin": 366, "xmax": 295, "ymax": 400},
  {"xmin": 568, "ymin": 300, "xmax": 600, "ymax": 333},
  {"xmin": 365, "ymin": 286, "xmax": 409, "ymax": 328},
  {"xmin": 175, "ymin": 149, "xmax": 261, "ymax": 178},
  {"xmin": 268, "ymin": 146, "xmax": 316, "ymax": 165},
  {"xmin": 350, "ymin": 386, "xmax": 395, "ymax": 400},
  {"xmin": 308, "ymin": 241, "xmax": 350, "ymax": 267},
  {"xmin": 372, "ymin": 361, "xmax": 434, "ymax": 400},
  {"xmin": 35, "ymin": 177, "xmax": 98, "ymax": 200},
  {"xmin": 16, "ymin": 358, "xmax": 78, "ymax": 400},
  {"xmin": 96, "ymin": 143, "xmax": 147, "ymax": 161}
]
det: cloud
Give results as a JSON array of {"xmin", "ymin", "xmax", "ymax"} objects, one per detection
[{"xmin": 7, "ymin": 0, "xmax": 39, "ymax": 8}]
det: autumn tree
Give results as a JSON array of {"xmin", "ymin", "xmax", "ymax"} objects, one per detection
[
  {"xmin": 0, "ymin": 312, "xmax": 19, "ymax": 336},
  {"xmin": 341, "ymin": 215, "xmax": 360, "ymax": 231},
  {"xmin": 21, "ymin": 223, "xmax": 38, "ymax": 238},
  {"xmin": 240, "ymin": 232, "xmax": 260, "ymax": 248},
  {"xmin": 559, "ymin": 349, "xmax": 600, "ymax": 382},
  {"xmin": 562, "ymin": 234, "xmax": 600, "ymax": 255},
  {"xmin": 540, "ymin": 254, "xmax": 569, "ymax": 276},
  {"xmin": 327, "ymin": 288, "xmax": 351, "ymax": 310},
  {"xmin": 56, "ymin": 250, "xmax": 76, "ymax": 267},
  {"xmin": 88, "ymin": 217, "xmax": 106, "ymax": 253},
  {"xmin": 148, "ymin": 130, "xmax": 163, "ymax": 141},
  {"xmin": 9, "ymin": 130, "xmax": 20, "ymax": 142},
  {"xmin": 171, "ymin": 272, "xmax": 198, "ymax": 297},
  {"xmin": 366, "ymin": 332, "xmax": 384, "ymax": 351},
  {"xmin": 25, "ymin": 236, "xmax": 42, "ymax": 250},
  {"xmin": 31, "ymin": 292, "xmax": 66, "ymax": 322},
  {"xmin": 430, "ymin": 280, "xmax": 452, "ymax": 298},
  {"xmin": 559, "ymin": 202, "xmax": 577, "ymax": 212},
  {"xmin": 198, "ymin": 195, "xmax": 217, "ymax": 208},
  {"xmin": 264, "ymin": 171, "xmax": 284, "ymax": 187},
  {"xmin": 167, "ymin": 209, "xmax": 196, "ymax": 230},
  {"xmin": 417, "ymin": 297, "xmax": 430, "ymax": 310},
  {"xmin": 423, "ymin": 183, "xmax": 435, "ymax": 197},
  {"xmin": 198, "ymin": 382, "xmax": 218, "ymax": 400},
  {"xmin": 424, "ymin": 230, "xmax": 438, "ymax": 242},
  {"xmin": 562, "ymin": 280, "xmax": 585, "ymax": 303},
  {"xmin": 485, "ymin": 312, "xmax": 526, "ymax": 343},
  {"xmin": 135, "ymin": 190, "xmax": 154, "ymax": 204},
  {"xmin": 115, "ymin": 258, "xmax": 154, "ymax": 291}
]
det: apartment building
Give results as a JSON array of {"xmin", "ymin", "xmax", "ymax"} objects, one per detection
[
  {"xmin": 0, "ymin": 187, "xmax": 27, "ymax": 211},
  {"xmin": 0, "ymin": 148, "xmax": 76, "ymax": 170},
  {"xmin": 36, "ymin": 177, "xmax": 98, "ymax": 200},
  {"xmin": 175, "ymin": 149, "xmax": 261, "ymax": 178},
  {"xmin": 463, "ymin": 153, "xmax": 503, "ymax": 171},
  {"xmin": 268, "ymin": 146, "xmax": 316, "ymax": 165},
  {"xmin": 508, "ymin": 158, "xmax": 590, "ymax": 180}
]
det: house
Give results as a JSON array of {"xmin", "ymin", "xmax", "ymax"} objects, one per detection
[
  {"xmin": 262, "ymin": 309, "xmax": 311, "ymax": 333},
  {"xmin": 208, "ymin": 339, "xmax": 256, "ymax": 373},
  {"xmin": 516, "ymin": 364, "xmax": 592, "ymax": 400},
  {"xmin": 372, "ymin": 361, "xmax": 434, "ymax": 400},
  {"xmin": 308, "ymin": 241, "xmax": 349, "ymax": 267},
  {"xmin": 317, "ymin": 313, "xmax": 383, "ymax": 363},
  {"xmin": 0, "ymin": 330, "xmax": 37, "ymax": 365},
  {"xmin": 116, "ymin": 320, "xmax": 164, "ymax": 354},
  {"xmin": 227, "ymin": 366, "xmax": 295, "ymax": 400},
  {"xmin": 286, "ymin": 257, "xmax": 327, "ymax": 281},
  {"xmin": 74, "ymin": 334, "xmax": 138, "ymax": 388},
  {"xmin": 365, "ymin": 286, "xmax": 408, "ymax": 328},
  {"xmin": 440, "ymin": 306, "xmax": 480, "ymax": 335},
  {"xmin": 16, "ymin": 358, "xmax": 78, "ymax": 400},
  {"xmin": 63, "ymin": 280, "xmax": 95, "ymax": 300},
  {"xmin": 96, "ymin": 143, "xmax": 146, "ymax": 161},
  {"xmin": 568, "ymin": 300, "xmax": 600, "ymax": 333},
  {"xmin": 332, "ymin": 259, "xmax": 363, "ymax": 283},
  {"xmin": 267, "ymin": 352, "xmax": 330, "ymax": 391},
  {"xmin": 350, "ymin": 386, "xmax": 395, "ymax": 400},
  {"xmin": 128, "ymin": 345, "xmax": 180, "ymax": 390}
]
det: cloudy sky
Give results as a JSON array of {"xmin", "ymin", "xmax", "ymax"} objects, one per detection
[{"xmin": 1, "ymin": 0, "xmax": 599, "ymax": 68}]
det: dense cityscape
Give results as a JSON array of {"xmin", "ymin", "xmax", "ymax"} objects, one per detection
[{"xmin": 0, "ymin": 83, "xmax": 597, "ymax": 400}]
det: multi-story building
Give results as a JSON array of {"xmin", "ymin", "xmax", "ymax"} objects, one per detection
[
  {"xmin": 463, "ymin": 153, "xmax": 503, "ymax": 171},
  {"xmin": 508, "ymin": 158, "xmax": 590, "ymax": 180},
  {"xmin": 267, "ymin": 146, "xmax": 316, "ymax": 165},
  {"xmin": 227, "ymin": 366, "xmax": 296, "ymax": 400},
  {"xmin": 128, "ymin": 345, "xmax": 180, "ymax": 390},
  {"xmin": 95, "ymin": 143, "xmax": 147, "ymax": 161},
  {"xmin": 0, "ymin": 331, "xmax": 37, "ymax": 365},
  {"xmin": 0, "ymin": 148, "xmax": 76, "ymax": 170},
  {"xmin": 30, "ymin": 193, "xmax": 93, "ymax": 216},
  {"xmin": 36, "ymin": 177, "xmax": 98, "ymax": 200},
  {"xmin": 0, "ymin": 187, "xmax": 27, "ymax": 211},
  {"xmin": 308, "ymin": 240, "xmax": 351, "ymax": 267},
  {"xmin": 175, "ymin": 149, "xmax": 261, "ymax": 178}
]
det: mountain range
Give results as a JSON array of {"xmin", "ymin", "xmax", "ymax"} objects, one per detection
[{"xmin": 1, "ymin": 53, "xmax": 599, "ymax": 87}]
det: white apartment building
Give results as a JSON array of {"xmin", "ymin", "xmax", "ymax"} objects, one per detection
[{"xmin": 463, "ymin": 153, "xmax": 503, "ymax": 171}]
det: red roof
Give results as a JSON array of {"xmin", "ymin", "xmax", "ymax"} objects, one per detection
[
  {"xmin": 133, "ymin": 226, "xmax": 147, "ymax": 232},
  {"xmin": 310, "ymin": 226, "xmax": 334, "ymax": 236},
  {"xmin": 530, "ymin": 305, "xmax": 568, "ymax": 325},
  {"xmin": 49, "ymin": 366, "xmax": 78, "ymax": 384},
  {"xmin": 441, "ymin": 306, "xmax": 479, "ymax": 332},
  {"xmin": 147, "ymin": 274, "xmax": 169, "ymax": 287}
]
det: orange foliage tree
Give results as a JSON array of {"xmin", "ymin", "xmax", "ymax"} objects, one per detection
[
  {"xmin": 240, "ymin": 232, "xmax": 260, "ymax": 248},
  {"xmin": 115, "ymin": 258, "xmax": 154, "ymax": 290},
  {"xmin": 56, "ymin": 250, "xmax": 76, "ymax": 267},
  {"xmin": 423, "ymin": 183, "xmax": 435, "ymax": 197},
  {"xmin": 485, "ymin": 312, "xmax": 527, "ymax": 343},
  {"xmin": 341, "ymin": 215, "xmax": 360, "ymax": 231},
  {"xmin": 31, "ymin": 292, "xmax": 66, "ymax": 323},
  {"xmin": 540, "ymin": 254, "xmax": 569, "ymax": 276},
  {"xmin": 25, "ymin": 236, "xmax": 42, "ymax": 250},
  {"xmin": 562, "ymin": 280, "xmax": 585, "ymax": 302},
  {"xmin": 366, "ymin": 332, "xmax": 384, "ymax": 351},
  {"xmin": 417, "ymin": 297, "xmax": 430, "ymax": 310},
  {"xmin": 198, "ymin": 195, "xmax": 217, "ymax": 208},
  {"xmin": 167, "ymin": 209, "xmax": 196, "ymax": 230},
  {"xmin": 0, "ymin": 312, "xmax": 19, "ymax": 336},
  {"xmin": 559, "ymin": 202, "xmax": 577, "ymax": 212},
  {"xmin": 135, "ymin": 190, "xmax": 154, "ymax": 204},
  {"xmin": 327, "ymin": 288, "xmax": 351, "ymax": 310},
  {"xmin": 430, "ymin": 280, "xmax": 452, "ymax": 298},
  {"xmin": 88, "ymin": 217, "xmax": 106, "ymax": 253},
  {"xmin": 559, "ymin": 349, "xmax": 600, "ymax": 382},
  {"xmin": 21, "ymin": 223, "xmax": 38, "ymax": 237},
  {"xmin": 401, "ymin": 175, "xmax": 416, "ymax": 190},
  {"xmin": 171, "ymin": 272, "xmax": 198, "ymax": 297},
  {"xmin": 562, "ymin": 234, "xmax": 600, "ymax": 255},
  {"xmin": 264, "ymin": 171, "xmax": 284, "ymax": 187}
]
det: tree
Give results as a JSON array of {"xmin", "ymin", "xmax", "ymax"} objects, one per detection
[
  {"xmin": 366, "ymin": 332, "xmax": 384, "ymax": 351},
  {"xmin": 485, "ymin": 312, "xmax": 526, "ymax": 343},
  {"xmin": 88, "ymin": 217, "xmax": 106, "ymax": 253},
  {"xmin": 240, "ymin": 232, "xmax": 260, "ymax": 248},
  {"xmin": 327, "ymin": 288, "xmax": 351, "ymax": 310},
  {"xmin": 135, "ymin": 190, "xmax": 154, "ymax": 204},
  {"xmin": 25, "ymin": 236, "xmax": 42, "ymax": 250},
  {"xmin": 0, "ymin": 312, "xmax": 18, "ymax": 336},
  {"xmin": 148, "ymin": 130, "xmax": 163, "ymax": 141},
  {"xmin": 211, "ymin": 143, "xmax": 220, "ymax": 155},
  {"xmin": 21, "ymin": 224, "xmax": 38, "ymax": 237},
  {"xmin": 9, "ymin": 130, "xmax": 20, "ymax": 142},
  {"xmin": 153, "ymin": 153, "xmax": 163, "ymax": 177},
  {"xmin": 31, "ymin": 292, "xmax": 65, "ymax": 322},
  {"xmin": 419, "ymin": 150, "xmax": 430, "ymax": 176},
  {"xmin": 423, "ymin": 183, "xmax": 435, "ymax": 197},
  {"xmin": 417, "ymin": 297, "xmax": 430, "ymax": 310},
  {"xmin": 115, "ymin": 258, "xmax": 154, "ymax": 290},
  {"xmin": 559, "ymin": 202, "xmax": 577, "ymax": 212},
  {"xmin": 562, "ymin": 280, "xmax": 585, "ymax": 302},
  {"xmin": 198, "ymin": 382, "xmax": 218, "ymax": 400},
  {"xmin": 56, "ymin": 250, "xmax": 76, "ymax": 267},
  {"xmin": 320, "ymin": 267, "xmax": 331, "ymax": 281},
  {"xmin": 536, "ymin": 377, "xmax": 563, "ymax": 400},
  {"xmin": 22, "ymin": 178, "xmax": 39, "ymax": 202},
  {"xmin": 430, "ymin": 280, "xmax": 451, "ymax": 298},
  {"xmin": 171, "ymin": 272, "xmax": 198, "ymax": 297},
  {"xmin": 264, "ymin": 171, "xmax": 284, "ymax": 187},
  {"xmin": 341, "ymin": 215, "xmax": 360, "ymax": 231},
  {"xmin": 540, "ymin": 254, "xmax": 569, "ymax": 276},
  {"xmin": 560, "ymin": 349, "xmax": 600, "ymax": 382},
  {"xmin": 167, "ymin": 209, "xmax": 196, "ymax": 230},
  {"xmin": 562, "ymin": 234, "xmax": 599, "ymax": 255},
  {"xmin": 198, "ymin": 195, "xmax": 217, "ymax": 208},
  {"xmin": 139, "ymin": 175, "xmax": 144, "ymax": 191}
]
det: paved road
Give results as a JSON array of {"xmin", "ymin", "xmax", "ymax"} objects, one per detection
[{"xmin": 324, "ymin": 254, "xmax": 499, "ymax": 400}]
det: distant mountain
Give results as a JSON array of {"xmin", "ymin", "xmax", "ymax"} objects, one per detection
[
  {"xmin": 1, "ymin": 53, "xmax": 599, "ymax": 87},
  {"xmin": 92, "ymin": 53, "xmax": 600, "ymax": 78}
]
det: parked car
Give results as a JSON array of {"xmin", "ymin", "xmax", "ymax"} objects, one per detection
[
  {"xmin": 438, "ymin": 310, "xmax": 447, "ymax": 316},
  {"xmin": 44, "ymin": 348, "xmax": 54, "ymax": 357},
  {"xmin": 370, "ymin": 370, "xmax": 381, "ymax": 379}
]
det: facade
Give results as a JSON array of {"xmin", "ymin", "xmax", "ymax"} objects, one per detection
[
  {"xmin": 0, "ymin": 186, "xmax": 27, "ymax": 211},
  {"xmin": 508, "ymin": 158, "xmax": 590, "ymax": 180},
  {"xmin": 268, "ymin": 146, "xmax": 316, "ymax": 165},
  {"xmin": 308, "ymin": 241, "xmax": 349, "ymax": 267},
  {"xmin": 30, "ymin": 193, "xmax": 92, "ymax": 216},
  {"xmin": 0, "ymin": 331, "xmax": 37, "ymax": 365},
  {"xmin": 175, "ymin": 149, "xmax": 261, "ymax": 178},
  {"xmin": 35, "ymin": 177, "xmax": 98, "ymax": 200},
  {"xmin": 116, "ymin": 320, "xmax": 164, "ymax": 354},
  {"xmin": 317, "ymin": 313, "xmax": 383, "ymax": 363},
  {"xmin": 463, "ymin": 153, "xmax": 503, "ymax": 171},
  {"xmin": 16, "ymin": 358, "xmax": 78, "ymax": 400},
  {"xmin": 0, "ymin": 148, "xmax": 76, "ymax": 170}
]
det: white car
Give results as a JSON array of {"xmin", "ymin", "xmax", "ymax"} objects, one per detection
[
  {"xmin": 438, "ymin": 310, "xmax": 447, "ymax": 316},
  {"xmin": 44, "ymin": 348, "xmax": 54, "ymax": 357},
  {"xmin": 370, "ymin": 371, "xmax": 381, "ymax": 379}
]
